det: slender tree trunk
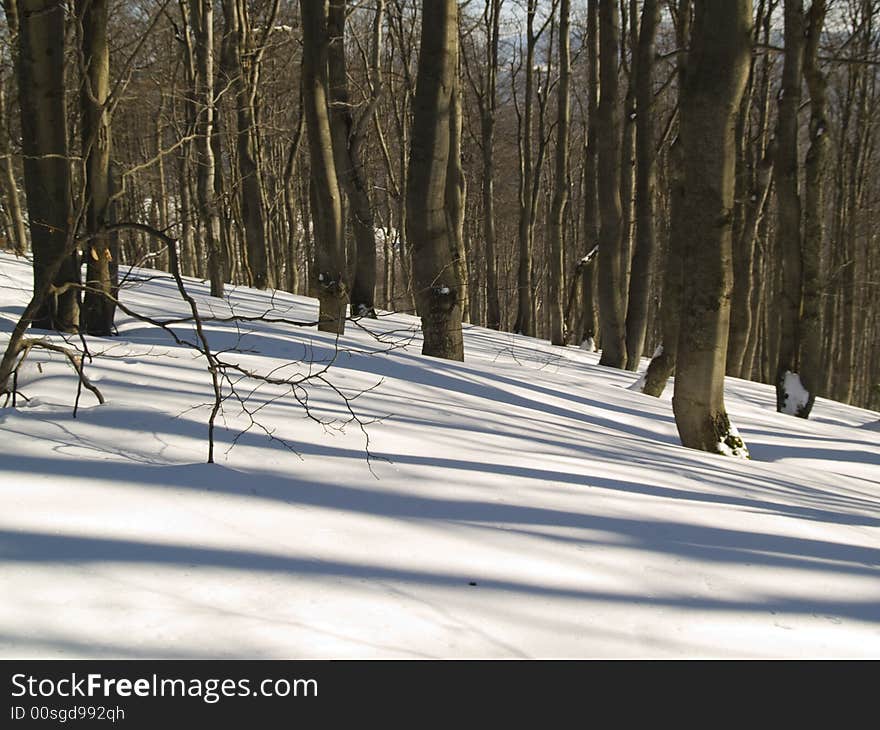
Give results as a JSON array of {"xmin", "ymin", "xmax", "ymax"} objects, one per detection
[
  {"xmin": 221, "ymin": 0, "xmax": 269, "ymax": 289},
  {"xmin": 548, "ymin": 0, "xmax": 570, "ymax": 346},
  {"xmin": 446, "ymin": 45, "xmax": 468, "ymax": 324},
  {"xmin": 79, "ymin": 0, "xmax": 118, "ymax": 336},
  {"xmin": 624, "ymin": 0, "xmax": 659, "ymax": 368},
  {"xmin": 481, "ymin": 0, "xmax": 501, "ymax": 331},
  {"xmin": 642, "ymin": 138, "xmax": 684, "ymax": 397},
  {"xmin": 797, "ymin": 0, "xmax": 828, "ymax": 418},
  {"xmin": 514, "ymin": 0, "xmax": 538, "ymax": 337},
  {"xmin": 774, "ymin": 0, "xmax": 806, "ymax": 414},
  {"xmin": 580, "ymin": 0, "xmax": 600, "ymax": 348},
  {"xmin": 16, "ymin": 0, "xmax": 79, "ymax": 331},
  {"xmin": 283, "ymin": 105, "xmax": 305, "ymax": 294},
  {"xmin": 328, "ymin": 0, "xmax": 380, "ymax": 317},
  {"xmin": 0, "ymin": 74, "xmax": 27, "ymax": 256},
  {"xmin": 190, "ymin": 0, "xmax": 225, "ymax": 297},
  {"xmin": 597, "ymin": 0, "xmax": 627, "ymax": 367},
  {"xmin": 301, "ymin": 0, "xmax": 348, "ymax": 333},
  {"xmin": 643, "ymin": 0, "xmax": 689, "ymax": 397},
  {"xmin": 672, "ymin": 0, "xmax": 752, "ymax": 457},
  {"xmin": 407, "ymin": 0, "xmax": 463, "ymax": 360}
]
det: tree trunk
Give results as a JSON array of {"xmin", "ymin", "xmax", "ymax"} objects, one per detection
[
  {"xmin": 301, "ymin": 0, "xmax": 348, "ymax": 333},
  {"xmin": 406, "ymin": 0, "xmax": 463, "ymax": 360},
  {"xmin": 580, "ymin": 0, "xmax": 600, "ymax": 348},
  {"xmin": 672, "ymin": 0, "xmax": 752, "ymax": 457},
  {"xmin": 596, "ymin": 0, "xmax": 627, "ymax": 368},
  {"xmin": 624, "ymin": 0, "xmax": 659, "ymax": 369},
  {"xmin": 328, "ymin": 0, "xmax": 380, "ymax": 318},
  {"xmin": 16, "ymin": 0, "xmax": 79, "ymax": 331},
  {"xmin": 0, "ymin": 73, "xmax": 27, "ymax": 256},
  {"xmin": 797, "ymin": 0, "xmax": 828, "ymax": 418},
  {"xmin": 190, "ymin": 0, "xmax": 225, "ymax": 297},
  {"xmin": 446, "ymin": 46, "xmax": 468, "ymax": 324},
  {"xmin": 221, "ymin": 0, "xmax": 269, "ymax": 290},
  {"xmin": 481, "ymin": 0, "xmax": 501, "ymax": 331},
  {"xmin": 79, "ymin": 0, "xmax": 118, "ymax": 336},
  {"xmin": 774, "ymin": 0, "xmax": 806, "ymax": 415},
  {"xmin": 548, "ymin": 0, "xmax": 570, "ymax": 346},
  {"xmin": 514, "ymin": 0, "xmax": 538, "ymax": 337}
]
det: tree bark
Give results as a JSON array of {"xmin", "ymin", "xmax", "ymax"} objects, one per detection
[
  {"xmin": 189, "ymin": 0, "xmax": 225, "ymax": 297},
  {"xmin": 624, "ymin": 0, "xmax": 659, "ymax": 369},
  {"xmin": 548, "ymin": 0, "xmax": 570, "ymax": 346},
  {"xmin": 0, "ymin": 73, "xmax": 27, "ymax": 256},
  {"xmin": 773, "ymin": 0, "xmax": 806, "ymax": 414},
  {"xmin": 221, "ymin": 0, "xmax": 270, "ymax": 290},
  {"xmin": 580, "ymin": 0, "xmax": 599, "ymax": 348},
  {"xmin": 596, "ymin": 0, "xmax": 627, "ymax": 368},
  {"xmin": 16, "ymin": 0, "xmax": 79, "ymax": 331},
  {"xmin": 302, "ymin": 0, "xmax": 348, "ymax": 333},
  {"xmin": 672, "ymin": 0, "xmax": 752, "ymax": 457},
  {"xmin": 79, "ymin": 0, "xmax": 118, "ymax": 336},
  {"xmin": 797, "ymin": 0, "xmax": 828, "ymax": 418},
  {"xmin": 406, "ymin": 0, "xmax": 463, "ymax": 360},
  {"xmin": 481, "ymin": 0, "xmax": 502, "ymax": 331},
  {"xmin": 514, "ymin": 0, "xmax": 538, "ymax": 337},
  {"xmin": 328, "ymin": 0, "xmax": 380, "ymax": 318}
]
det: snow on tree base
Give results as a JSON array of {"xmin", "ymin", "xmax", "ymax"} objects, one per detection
[
  {"xmin": 716, "ymin": 419, "xmax": 750, "ymax": 459},
  {"xmin": 780, "ymin": 370, "xmax": 812, "ymax": 417},
  {"xmin": 579, "ymin": 338, "xmax": 597, "ymax": 353}
]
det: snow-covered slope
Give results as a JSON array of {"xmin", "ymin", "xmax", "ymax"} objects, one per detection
[{"xmin": 0, "ymin": 251, "xmax": 878, "ymax": 658}]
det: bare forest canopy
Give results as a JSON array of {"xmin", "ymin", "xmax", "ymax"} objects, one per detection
[{"xmin": 0, "ymin": 0, "xmax": 878, "ymax": 458}]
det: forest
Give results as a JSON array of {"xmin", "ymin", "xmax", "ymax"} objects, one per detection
[
  {"xmin": 0, "ymin": 0, "xmax": 878, "ymax": 455},
  {"xmin": 1, "ymin": 0, "xmax": 879, "ymax": 664}
]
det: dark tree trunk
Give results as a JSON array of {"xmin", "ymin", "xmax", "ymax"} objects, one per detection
[
  {"xmin": 596, "ymin": 0, "xmax": 627, "ymax": 368},
  {"xmin": 17, "ymin": 0, "xmax": 79, "ymax": 332},
  {"xmin": 301, "ymin": 0, "xmax": 348, "ymax": 333},
  {"xmin": 548, "ymin": 0, "xmax": 570, "ymax": 346},
  {"xmin": 624, "ymin": 0, "xmax": 659, "ymax": 369},
  {"xmin": 406, "ymin": 0, "xmax": 463, "ymax": 360},
  {"xmin": 773, "ymin": 0, "xmax": 806, "ymax": 415},
  {"xmin": 672, "ymin": 0, "xmax": 752, "ymax": 456},
  {"xmin": 328, "ymin": 0, "xmax": 379, "ymax": 318},
  {"xmin": 79, "ymin": 0, "xmax": 118, "ymax": 336},
  {"xmin": 797, "ymin": 0, "xmax": 828, "ymax": 418}
]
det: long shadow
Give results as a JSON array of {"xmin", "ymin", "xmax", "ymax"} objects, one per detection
[
  {"xmin": 3, "ymin": 398, "xmax": 878, "ymax": 532},
  {"xmin": 6, "ymin": 386, "xmax": 879, "ymax": 514},
  {"xmin": 1, "ymin": 444, "xmax": 879, "ymax": 577},
  {"xmin": 1, "ymin": 528, "xmax": 878, "ymax": 624}
]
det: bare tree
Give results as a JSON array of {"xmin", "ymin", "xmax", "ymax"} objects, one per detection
[
  {"xmin": 189, "ymin": 0, "xmax": 225, "ymax": 297},
  {"xmin": 406, "ymin": 0, "xmax": 463, "ymax": 360},
  {"xmin": 624, "ymin": 0, "xmax": 660, "ymax": 369},
  {"xmin": 78, "ymin": 0, "xmax": 118, "ymax": 336},
  {"xmin": 547, "ymin": 0, "xmax": 570, "ymax": 346},
  {"xmin": 596, "ymin": 0, "xmax": 627, "ymax": 368},
  {"xmin": 773, "ymin": 0, "xmax": 806, "ymax": 415},
  {"xmin": 13, "ymin": 0, "xmax": 79, "ymax": 331},
  {"xmin": 328, "ymin": 0, "xmax": 382, "ymax": 318},
  {"xmin": 797, "ymin": 0, "xmax": 828, "ymax": 418},
  {"xmin": 301, "ymin": 0, "xmax": 349, "ymax": 334},
  {"xmin": 672, "ymin": 0, "xmax": 752, "ymax": 456}
]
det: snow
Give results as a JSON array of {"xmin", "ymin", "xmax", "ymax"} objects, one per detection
[
  {"xmin": 579, "ymin": 337, "xmax": 597, "ymax": 353},
  {"xmin": 781, "ymin": 370, "xmax": 811, "ymax": 416},
  {"xmin": 0, "ymin": 252, "xmax": 879, "ymax": 658},
  {"xmin": 716, "ymin": 420, "xmax": 750, "ymax": 460}
]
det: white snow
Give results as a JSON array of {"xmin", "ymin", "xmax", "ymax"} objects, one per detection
[
  {"xmin": 579, "ymin": 337, "xmax": 597, "ymax": 352},
  {"xmin": 0, "ymin": 252, "xmax": 879, "ymax": 658},
  {"xmin": 716, "ymin": 420, "xmax": 750, "ymax": 460},
  {"xmin": 781, "ymin": 370, "xmax": 811, "ymax": 416}
]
